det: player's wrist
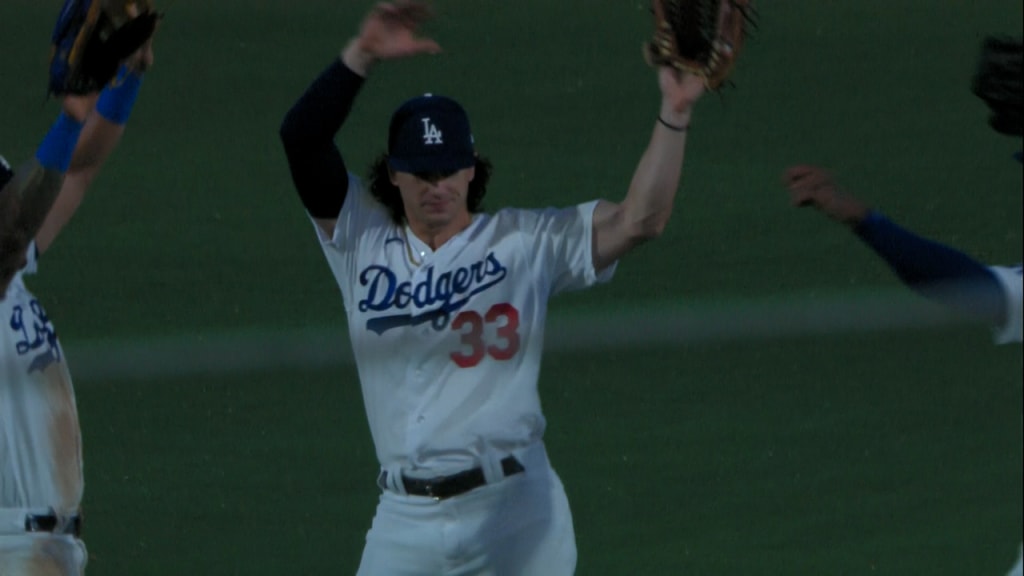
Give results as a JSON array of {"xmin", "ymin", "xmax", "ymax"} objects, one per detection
[
  {"xmin": 342, "ymin": 40, "xmax": 376, "ymax": 77},
  {"xmin": 96, "ymin": 65, "xmax": 143, "ymax": 125},
  {"xmin": 848, "ymin": 207, "xmax": 879, "ymax": 230},
  {"xmin": 657, "ymin": 106, "xmax": 691, "ymax": 132},
  {"xmin": 61, "ymin": 94, "xmax": 99, "ymax": 123},
  {"xmin": 829, "ymin": 197, "xmax": 870, "ymax": 228},
  {"xmin": 35, "ymin": 113, "xmax": 85, "ymax": 172},
  {"xmin": 657, "ymin": 115, "xmax": 689, "ymax": 132}
]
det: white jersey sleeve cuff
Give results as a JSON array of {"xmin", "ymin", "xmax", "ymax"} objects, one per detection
[
  {"xmin": 23, "ymin": 240, "xmax": 38, "ymax": 276},
  {"xmin": 580, "ymin": 200, "xmax": 617, "ymax": 286},
  {"xmin": 988, "ymin": 264, "xmax": 1023, "ymax": 345}
]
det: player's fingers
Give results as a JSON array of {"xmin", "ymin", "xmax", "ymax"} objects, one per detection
[
  {"xmin": 371, "ymin": 3, "xmax": 406, "ymax": 28},
  {"xmin": 788, "ymin": 189, "xmax": 816, "ymax": 207},
  {"xmin": 396, "ymin": 37, "xmax": 441, "ymax": 57},
  {"xmin": 379, "ymin": 0, "xmax": 432, "ymax": 28},
  {"xmin": 395, "ymin": 0, "xmax": 434, "ymax": 24},
  {"xmin": 783, "ymin": 164, "xmax": 818, "ymax": 184},
  {"xmin": 790, "ymin": 169, "xmax": 832, "ymax": 192},
  {"xmin": 782, "ymin": 169, "xmax": 807, "ymax": 188},
  {"xmin": 62, "ymin": 94, "xmax": 100, "ymax": 121},
  {"xmin": 411, "ymin": 38, "xmax": 442, "ymax": 54}
]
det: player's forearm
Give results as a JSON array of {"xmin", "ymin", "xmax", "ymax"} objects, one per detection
[
  {"xmin": 7, "ymin": 160, "xmax": 64, "ymax": 243},
  {"xmin": 620, "ymin": 104, "xmax": 692, "ymax": 239},
  {"xmin": 35, "ymin": 119, "xmax": 124, "ymax": 255},
  {"xmin": 281, "ymin": 57, "xmax": 365, "ymax": 144},
  {"xmin": 279, "ymin": 57, "xmax": 364, "ymax": 219},
  {"xmin": 855, "ymin": 210, "xmax": 1007, "ymax": 325},
  {"xmin": 11, "ymin": 112, "xmax": 85, "ymax": 241},
  {"xmin": 37, "ymin": 67, "xmax": 141, "ymax": 255},
  {"xmin": 341, "ymin": 39, "xmax": 376, "ymax": 77}
]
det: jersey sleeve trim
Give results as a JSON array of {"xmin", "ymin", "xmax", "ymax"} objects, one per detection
[
  {"xmin": 989, "ymin": 264, "xmax": 1023, "ymax": 345},
  {"xmin": 24, "ymin": 241, "xmax": 38, "ymax": 276},
  {"xmin": 579, "ymin": 200, "xmax": 617, "ymax": 286}
]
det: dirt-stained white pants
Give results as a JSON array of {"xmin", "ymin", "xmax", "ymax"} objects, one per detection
[{"xmin": 0, "ymin": 531, "xmax": 86, "ymax": 576}]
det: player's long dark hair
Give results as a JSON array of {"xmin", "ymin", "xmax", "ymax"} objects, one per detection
[{"xmin": 368, "ymin": 153, "xmax": 492, "ymax": 225}]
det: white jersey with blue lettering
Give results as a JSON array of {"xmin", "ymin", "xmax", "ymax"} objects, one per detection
[
  {"xmin": 1, "ymin": 243, "xmax": 83, "ymax": 513},
  {"xmin": 316, "ymin": 175, "xmax": 615, "ymax": 477},
  {"xmin": 1, "ymin": 243, "xmax": 87, "ymax": 576}
]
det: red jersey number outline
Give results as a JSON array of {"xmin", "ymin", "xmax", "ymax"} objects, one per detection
[{"xmin": 450, "ymin": 303, "xmax": 520, "ymax": 368}]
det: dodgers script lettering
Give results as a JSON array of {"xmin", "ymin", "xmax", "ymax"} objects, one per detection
[{"xmin": 359, "ymin": 252, "xmax": 508, "ymax": 335}]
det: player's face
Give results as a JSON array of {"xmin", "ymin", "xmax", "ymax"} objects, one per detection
[{"xmin": 392, "ymin": 166, "xmax": 476, "ymax": 234}]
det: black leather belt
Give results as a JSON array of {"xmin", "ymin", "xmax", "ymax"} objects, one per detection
[
  {"xmin": 380, "ymin": 456, "xmax": 525, "ymax": 501},
  {"xmin": 25, "ymin": 513, "xmax": 82, "ymax": 537}
]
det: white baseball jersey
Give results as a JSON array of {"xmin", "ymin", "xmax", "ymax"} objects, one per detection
[
  {"xmin": 990, "ymin": 264, "xmax": 1023, "ymax": 576},
  {"xmin": 316, "ymin": 175, "xmax": 615, "ymax": 476},
  {"xmin": 0, "ymin": 243, "xmax": 83, "ymax": 514},
  {"xmin": 989, "ymin": 265, "xmax": 1023, "ymax": 345}
]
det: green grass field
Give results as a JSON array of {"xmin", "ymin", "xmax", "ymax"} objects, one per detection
[{"xmin": 2, "ymin": 1, "xmax": 1022, "ymax": 574}]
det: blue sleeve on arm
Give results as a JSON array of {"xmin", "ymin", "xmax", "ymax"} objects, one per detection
[
  {"xmin": 35, "ymin": 113, "xmax": 85, "ymax": 172},
  {"xmin": 96, "ymin": 66, "xmax": 143, "ymax": 125},
  {"xmin": 279, "ymin": 59, "xmax": 365, "ymax": 219},
  {"xmin": 854, "ymin": 210, "xmax": 1007, "ymax": 325}
]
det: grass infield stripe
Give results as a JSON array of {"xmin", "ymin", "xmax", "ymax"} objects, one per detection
[{"xmin": 63, "ymin": 287, "xmax": 976, "ymax": 383}]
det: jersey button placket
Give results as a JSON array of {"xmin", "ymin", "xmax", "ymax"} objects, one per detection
[{"xmin": 407, "ymin": 367, "xmax": 428, "ymax": 426}]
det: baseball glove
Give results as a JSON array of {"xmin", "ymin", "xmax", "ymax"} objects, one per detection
[
  {"xmin": 972, "ymin": 36, "xmax": 1023, "ymax": 136},
  {"xmin": 48, "ymin": 0, "xmax": 159, "ymax": 96},
  {"xmin": 643, "ymin": 0, "xmax": 754, "ymax": 90}
]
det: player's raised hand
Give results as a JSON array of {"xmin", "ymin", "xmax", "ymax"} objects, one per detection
[
  {"xmin": 345, "ymin": 1, "xmax": 441, "ymax": 74},
  {"xmin": 783, "ymin": 164, "xmax": 869, "ymax": 226},
  {"xmin": 659, "ymin": 67, "xmax": 706, "ymax": 114},
  {"xmin": 125, "ymin": 12, "xmax": 158, "ymax": 74}
]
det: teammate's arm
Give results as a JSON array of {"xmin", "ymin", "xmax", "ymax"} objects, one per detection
[
  {"xmin": 784, "ymin": 164, "xmax": 1008, "ymax": 326},
  {"xmin": 591, "ymin": 68, "xmax": 705, "ymax": 272},
  {"xmin": 35, "ymin": 114, "xmax": 126, "ymax": 256},
  {"xmin": 36, "ymin": 38, "xmax": 153, "ymax": 256},
  {"xmin": 279, "ymin": 1, "xmax": 440, "ymax": 238},
  {"xmin": 5, "ymin": 102, "xmax": 89, "ymax": 246},
  {"xmin": 279, "ymin": 53, "xmax": 363, "ymax": 237},
  {"xmin": 0, "ymin": 99, "xmax": 90, "ymax": 294}
]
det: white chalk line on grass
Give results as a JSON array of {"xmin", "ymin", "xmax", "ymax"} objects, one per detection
[{"xmin": 62, "ymin": 288, "xmax": 973, "ymax": 383}]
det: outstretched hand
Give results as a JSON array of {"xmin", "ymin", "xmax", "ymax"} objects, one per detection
[
  {"xmin": 783, "ymin": 165, "xmax": 869, "ymax": 227},
  {"xmin": 61, "ymin": 6, "xmax": 157, "ymax": 122},
  {"xmin": 659, "ymin": 67, "xmax": 706, "ymax": 114},
  {"xmin": 345, "ymin": 1, "xmax": 441, "ymax": 74},
  {"xmin": 125, "ymin": 2, "xmax": 157, "ymax": 74}
]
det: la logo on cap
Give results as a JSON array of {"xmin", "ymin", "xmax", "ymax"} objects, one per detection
[{"xmin": 421, "ymin": 117, "xmax": 443, "ymax": 145}]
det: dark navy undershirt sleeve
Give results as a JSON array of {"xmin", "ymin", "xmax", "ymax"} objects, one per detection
[
  {"xmin": 854, "ymin": 210, "xmax": 1007, "ymax": 325},
  {"xmin": 279, "ymin": 59, "xmax": 365, "ymax": 219}
]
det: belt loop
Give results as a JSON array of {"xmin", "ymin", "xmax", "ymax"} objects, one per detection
[
  {"xmin": 479, "ymin": 451, "xmax": 504, "ymax": 485},
  {"xmin": 517, "ymin": 441, "xmax": 545, "ymax": 472},
  {"xmin": 382, "ymin": 462, "xmax": 407, "ymax": 495}
]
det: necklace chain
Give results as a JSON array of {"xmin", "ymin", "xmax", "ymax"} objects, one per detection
[{"xmin": 403, "ymin": 227, "xmax": 423, "ymax": 267}]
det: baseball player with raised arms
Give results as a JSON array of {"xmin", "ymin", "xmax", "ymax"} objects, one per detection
[
  {"xmin": 783, "ymin": 35, "xmax": 1022, "ymax": 576},
  {"xmin": 279, "ymin": 1, "xmax": 707, "ymax": 573},
  {"xmin": 1, "ymin": 12, "xmax": 155, "ymax": 574}
]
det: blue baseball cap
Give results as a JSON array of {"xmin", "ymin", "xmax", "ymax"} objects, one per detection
[
  {"xmin": 387, "ymin": 94, "xmax": 475, "ymax": 175},
  {"xmin": 0, "ymin": 155, "xmax": 13, "ymax": 189}
]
